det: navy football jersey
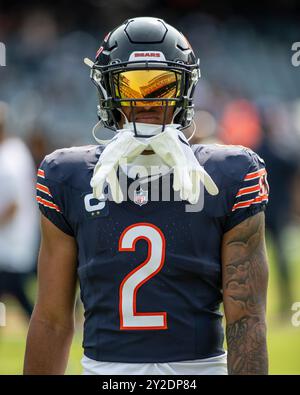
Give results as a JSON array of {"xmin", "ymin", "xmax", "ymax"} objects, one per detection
[{"xmin": 36, "ymin": 143, "xmax": 269, "ymax": 363}]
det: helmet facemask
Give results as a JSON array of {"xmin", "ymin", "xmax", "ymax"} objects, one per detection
[{"xmin": 90, "ymin": 59, "xmax": 200, "ymax": 137}]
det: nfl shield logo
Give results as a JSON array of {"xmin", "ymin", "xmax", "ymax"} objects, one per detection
[{"xmin": 134, "ymin": 188, "xmax": 148, "ymax": 206}]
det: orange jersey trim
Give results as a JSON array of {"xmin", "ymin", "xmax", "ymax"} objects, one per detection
[
  {"xmin": 236, "ymin": 183, "xmax": 261, "ymax": 197},
  {"xmin": 36, "ymin": 183, "xmax": 52, "ymax": 197},
  {"xmin": 37, "ymin": 169, "xmax": 45, "ymax": 179},
  {"xmin": 232, "ymin": 194, "xmax": 268, "ymax": 211},
  {"xmin": 244, "ymin": 168, "xmax": 266, "ymax": 181},
  {"xmin": 36, "ymin": 196, "xmax": 61, "ymax": 213}
]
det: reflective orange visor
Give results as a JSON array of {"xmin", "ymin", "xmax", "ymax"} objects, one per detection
[{"xmin": 113, "ymin": 69, "xmax": 182, "ymax": 106}]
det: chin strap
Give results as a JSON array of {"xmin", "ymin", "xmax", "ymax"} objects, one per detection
[
  {"xmin": 186, "ymin": 119, "xmax": 196, "ymax": 142},
  {"xmin": 92, "ymin": 119, "xmax": 117, "ymax": 145}
]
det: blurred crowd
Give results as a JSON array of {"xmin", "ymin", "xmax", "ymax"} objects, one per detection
[{"xmin": 0, "ymin": 2, "xmax": 300, "ymax": 318}]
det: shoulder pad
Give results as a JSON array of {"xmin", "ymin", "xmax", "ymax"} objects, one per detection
[
  {"xmin": 193, "ymin": 143, "xmax": 265, "ymax": 190},
  {"xmin": 40, "ymin": 145, "xmax": 104, "ymax": 186}
]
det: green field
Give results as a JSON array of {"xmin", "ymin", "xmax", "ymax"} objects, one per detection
[{"xmin": 1, "ymin": 228, "xmax": 300, "ymax": 375}]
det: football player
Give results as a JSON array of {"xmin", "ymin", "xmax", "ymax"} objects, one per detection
[{"xmin": 24, "ymin": 17, "xmax": 269, "ymax": 375}]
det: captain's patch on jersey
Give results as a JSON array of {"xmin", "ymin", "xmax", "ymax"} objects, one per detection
[{"xmin": 83, "ymin": 192, "xmax": 109, "ymax": 218}]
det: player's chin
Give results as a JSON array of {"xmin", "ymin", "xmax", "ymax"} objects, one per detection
[{"xmin": 134, "ymin": 117, "xmax": 163, "ymax": 124}]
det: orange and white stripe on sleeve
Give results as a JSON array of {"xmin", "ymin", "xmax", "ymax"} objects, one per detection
[
  {"xmin": 36, "ymin": 168, "xmax": 62, "ymax": 213},
  {"xmin": 232, "ymin": 168, "xmax": 269, "ymax": 212}
]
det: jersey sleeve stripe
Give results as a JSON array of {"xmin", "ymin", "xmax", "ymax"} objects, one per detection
[
  {"xmin": 244, "ymin": 168, "xmax": 266, "ymax": 181},
  {"xmin": 36, "ymin": 183, "xmax": 52, "ymax": 197},
  {"xmin": 37, "ymin": 169, "xmax": 45, "ymax": 179},
  {"xmin": 252, "ymin": 195, "xmax": 269, "ymax": 204},
  {"xmin": 232, "ymin": 194, "xmax": 268, "ymax": 211},
  {"xmin": 236, "ymin": 184, "xmax": 261, "ymax": 197},
  {"xmin": 36, "ymin": 196, "xmax": 61, "ymax": 213}
]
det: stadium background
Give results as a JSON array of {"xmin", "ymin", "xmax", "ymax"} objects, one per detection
[{"xmin": 0, "ymin": 0, "xmax": 300, "ymax": 374}]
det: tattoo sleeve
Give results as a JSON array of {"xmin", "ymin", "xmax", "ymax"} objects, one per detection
[{"xmin": 222, "ymin": 212, "xmax": 269, "ymax": 375}]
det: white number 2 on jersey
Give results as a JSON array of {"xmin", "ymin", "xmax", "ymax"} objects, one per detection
[{"xmin": 119, "ymin": 222, "xmax": 167, "ymax": 330}]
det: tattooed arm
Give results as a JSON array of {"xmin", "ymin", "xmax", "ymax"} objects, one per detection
[{"xmin": 222, "ymin": 212, "xmax": 269, "ymax": 375}]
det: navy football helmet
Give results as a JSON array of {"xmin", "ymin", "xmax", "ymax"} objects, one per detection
[{"xmin": 89, "ymin": 17, "xmax": 200, "ymax": 136}]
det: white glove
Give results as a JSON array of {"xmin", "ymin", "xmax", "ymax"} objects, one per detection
[
  {"xmin": 91, "ymin": 124, "xmax": 218, "ymax": 205},
  {"xmin": 90, "ymin": 130, "xmax": 147, "ymax": 203},
  {"xmin": 149, "ymin": 126, "xmax": 219, "ymax": 204}
]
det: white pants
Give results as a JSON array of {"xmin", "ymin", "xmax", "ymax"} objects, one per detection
[{"xmin": 81, "ymin": 353, "xmax": 228, "ymax": 375}]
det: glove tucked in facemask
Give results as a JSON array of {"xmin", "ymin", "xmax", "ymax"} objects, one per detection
[
  {"xmin": 148, "ymin": 127, "xmax": 219, "ymax": 203},
  {"xmin": 90, "ymin": 130, "xmax": 147, "ymax": 203},
  {"xmin": 90, "ymin": 125, "xmax": 219, "ymax": 204}
]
